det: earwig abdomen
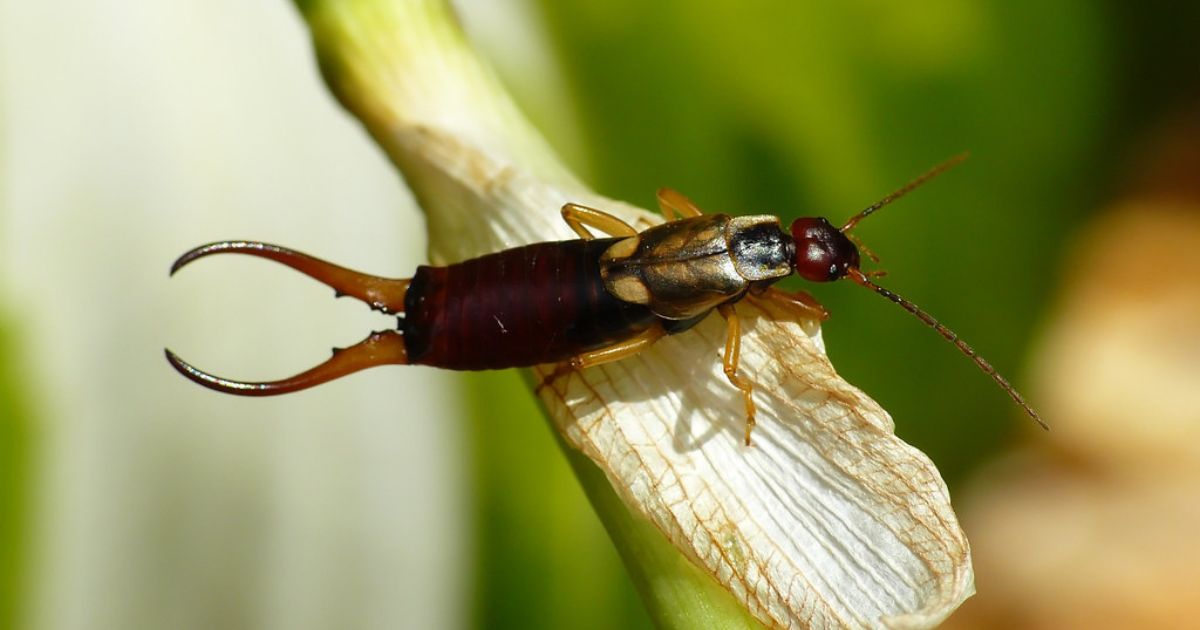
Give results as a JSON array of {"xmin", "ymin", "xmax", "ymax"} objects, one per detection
[{"xmin": 402, "ymin": 239, "xmax": 659, "ymax": 370}]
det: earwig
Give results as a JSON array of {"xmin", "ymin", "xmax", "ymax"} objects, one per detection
[{"xmin": 167, "ymin": 155, "xmax": 1047, "ymax": 444}]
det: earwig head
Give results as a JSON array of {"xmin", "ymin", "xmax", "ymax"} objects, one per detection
[{"xmin": 789, "ymin": 217, "xmax": 861, "ymax": 282}]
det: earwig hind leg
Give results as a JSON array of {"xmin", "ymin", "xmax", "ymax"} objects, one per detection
[
  {"xmin": 165, "ymin": 330, "xmax": 409, "ymax": 396},
  {"xmin": 656, "ymin": 188, "xmax": 705, "ymax": 221},
  {"xmin": 750, "ymin": 287, "xmax": 830, "ymax": 322},
  {"xmin": 569, "ymin": 325, "xmax": 666, "ymax": 369},
  {"xmin": 560, "ymin": 203, "xmax": 638, "ymax": 240},
  {"xmin": 718, "ymin": 304, "xmax": 757, "ymax": 447},
  {"xmin": 539, "ymin": 325, "xmax": 666, "ymax": 389},
  {"xmin": 170, "ymin": 241, "xmax": 411, "ymax": 314}
]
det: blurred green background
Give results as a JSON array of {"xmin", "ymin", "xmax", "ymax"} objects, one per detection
[{"xmin": 3, "ymin": 0, "xmax": 1199, "ymax": 629}]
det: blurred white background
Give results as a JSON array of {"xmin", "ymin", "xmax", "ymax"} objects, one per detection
[{"xmin": 0, "ymin": 1, "xmax": 465, "ymax": 628}]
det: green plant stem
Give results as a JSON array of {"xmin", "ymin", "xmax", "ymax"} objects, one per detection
[{"xmin": 0, "ymin": 317, "xmax": 33, "ymax": 630}]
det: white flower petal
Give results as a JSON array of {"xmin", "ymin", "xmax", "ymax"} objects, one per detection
[{"xmin": 301, "ymin": 0, "xmax": 974, "ymax": 626}]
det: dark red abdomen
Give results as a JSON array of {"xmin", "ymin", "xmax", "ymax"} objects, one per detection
[{"xmin": 401, "ymin": 239, "xmax": 657, "ymax": 370}]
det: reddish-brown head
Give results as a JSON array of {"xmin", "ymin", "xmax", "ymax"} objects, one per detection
[{"xmin": 789, "ymin": 217, "xmax": 860, "ymax": 282}]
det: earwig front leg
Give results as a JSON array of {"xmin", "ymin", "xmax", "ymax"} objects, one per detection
[
  {"xmin": 717, "ymin": 303, "xmax": 757, "ymax": 446},
  {"xmin": 560, "ymin": 203, "xmax": 638, "ymax": 240},
  {"xmin": 751, "ymin": 287, "xmax": 830, "ymax": 321},
  {"xmin": 656, "ymin": 188, "xmax": 705, "ymax": 221}
]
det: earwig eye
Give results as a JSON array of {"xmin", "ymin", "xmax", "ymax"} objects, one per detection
[{"xmin": 789, "ymin": 218, "xmax": 861, "ymax": 282}]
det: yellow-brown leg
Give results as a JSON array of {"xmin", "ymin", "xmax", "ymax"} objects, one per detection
[
  {"xmin": 561, "ymin": 203, "xmax": 638, "ymax": 240},
  {"xmin": 568, "ymin": 325, "xmax": 665, "ymax": 369},
  {"xmin": 750, "ymin": 287, "xmax": 830, "ymax": 322},
  {"xmin": 656, "ymin": 187, "xmax": 705, "ymax": 221},
  {"xmin": 539, "ymin": 325, "xmax": 666, "ymax": 389},
  {"xmin": 718, "ymin": 303, "xmax": 757, "ymax": 446}
]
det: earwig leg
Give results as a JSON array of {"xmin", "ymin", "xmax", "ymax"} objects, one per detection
[
  {"xmin": 718, "ymin": 304, "xmax": 757, "ymax": 446},
  {"xmin": 656, "ymin": 188, "xmax": 705, "ymax": 221},
  {"xmin": 750, "ymin": 287, "xmax": 830, "ymax": 322},
  {"xmin": 170, "ymin": 241, "xmax": 410, "ymax": 314},
  {"xmin": 165, "ymin": 330, "xmax": 408, "ymax": 396},
  {"xmin": 540, "ymin": 325, "xmax": 666, "ymax": 388},
  {"xmin": 570, "ymin": 325, "xmax": 665, "ymax": 369},
  {"xmin": 561, "ymin": 204, "xmax": 638, "ymax": 240}
]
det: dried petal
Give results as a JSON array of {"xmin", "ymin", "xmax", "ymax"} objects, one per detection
[{"xmin": 299, "ymin": 0, "xmax": 973, "ymax": 626}]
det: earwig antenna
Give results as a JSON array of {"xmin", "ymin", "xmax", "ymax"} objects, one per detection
[
  {"xmin": 840, "ymin": 153, "xmax": 970, "ymax": 233},
  {"xmin": 845, "ymin": 268, "xmax": 1048, "ymax": 430}
]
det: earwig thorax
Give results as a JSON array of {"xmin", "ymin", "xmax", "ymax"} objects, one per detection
[{"xmin": 726, "ymin": 215, "xmax": 795, "ymax": 282}]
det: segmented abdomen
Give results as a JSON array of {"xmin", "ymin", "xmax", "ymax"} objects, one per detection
[{"xmin": 401, "ymin": 238, "xmax": 657, "ymax": 370}]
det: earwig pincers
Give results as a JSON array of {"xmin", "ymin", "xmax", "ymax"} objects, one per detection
[{"xmin": 167, "ymin": 154, "xmax": 1047, "ymax": 445}]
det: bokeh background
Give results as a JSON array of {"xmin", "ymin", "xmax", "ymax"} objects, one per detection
[{"xmin": 2, "ymin": 1, "xmax": 1198, "ymax": 629}]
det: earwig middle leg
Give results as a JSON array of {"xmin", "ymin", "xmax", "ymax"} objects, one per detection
[
  {"xmin": 656, "ymin": 188, "xmax": 705, "ymax": 221},
  {"xmin": 718, "ymin": 303, "xmax": 757, "ymax": 446},
  {"xmin": 561, "ymin": 203, "xmax": 638, "ymax": 240}
]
